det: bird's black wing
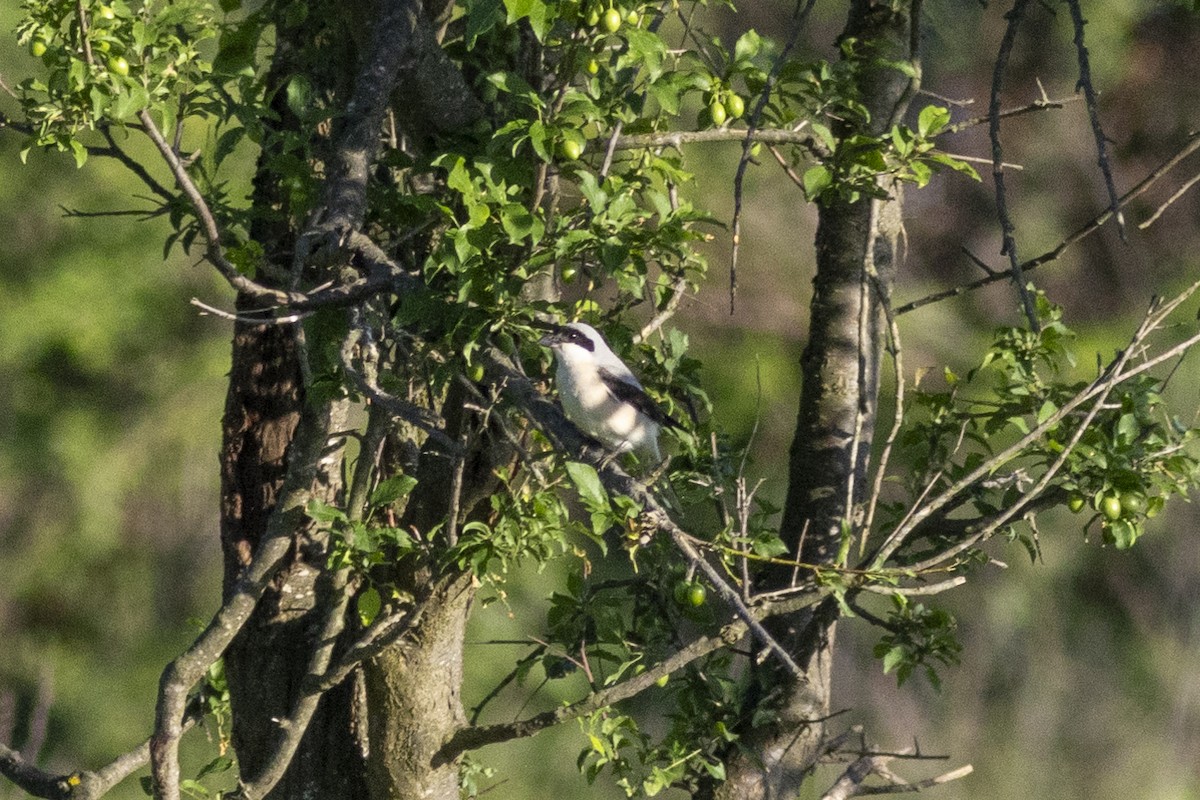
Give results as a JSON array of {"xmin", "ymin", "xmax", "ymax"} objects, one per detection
[{"xmin": 597, "ymin": 368, "xmax": 683, "ymax": 429}]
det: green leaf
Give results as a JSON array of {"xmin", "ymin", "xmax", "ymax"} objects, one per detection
[
  {"xmin": 881, "ymin": 644, "xmax": 906, "ymax": 674},
  {"xmin": 357, "ymin": 586, "xmax": 382, "ymax": 626},
  {"xmin": 502, "ymin": 0, "xmax": 550, "ymax": 40},
  {"xmin": 917, "ymin": 105, "xmax": 951, "ymax": 138},
  {"xmin": 70, "ymin": 139, "xmax": 88, "ymax": 169},
  {"xmin": 566, "ymin": 462, "xmax": 608, "ymax": 511},
  {"xmin": 802, "ymin": 164, "xmax": 832, "ymax": 199},
  {"xmin": 370, "ymin": 474, "xmax": 418, "ymax": 506},
  {"xmin": 306, "ymin": 500, "xmax": 347, "ymax": 525}
]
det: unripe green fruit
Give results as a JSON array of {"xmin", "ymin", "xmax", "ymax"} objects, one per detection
[
  {"xmin": 601, "ymin": 7, "xmax": 622, "ymax": 32},
  {"xmin": 560, "ymin": 139, "xmax": 584, "ymax": 160},
  {"xmin": 107, "ymin": 55, "xmax": 130, "ymax": 76},
  {"xmin": 29, "ymin": 39, "xmax": 48, "ymax": 57},
  {"xmin": 1067, "ymin": 494, "xmax": 1086, "ymax": 513},
  {"xmin": 585, "ymin": 58, "xmax": 600, "ymax": 75},
  {"xmin": 97, "ymin": 5, "xmax": 116, "ymax": 20},
  {"xmin": 708, "ymin": 100, "xmax": 727, "ymax": 127},
  {"xmin": 1120, "ymin": 493, "xmax": 1147, "ymax": 515},
  {"xmin": 687, "ymin": 582, "xmax": 707, "ymax": 607},
  {"xmin": 1101, "ymin": 495, "xmax": 1122, "ymax": 521},
  {"xmin": 468, "ymin": 363, "xmax": 485, "ymax": 383},
  {"xmin": 724, "ymin": 93, "xmax": 745, "ymax": 119},
  {"xmin": 625, "ymin": 9, "xmax": 638, "ymax": 24}
]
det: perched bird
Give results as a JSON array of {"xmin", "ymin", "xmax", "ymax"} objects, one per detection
[{"xmin": 540, "ymin": 322, "xmax": 681, "ymax": 462}]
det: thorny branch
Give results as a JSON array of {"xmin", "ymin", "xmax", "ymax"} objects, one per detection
[
  {"xmin": 1066, "ymin": 0, "xmax": 1126, "ymax": 243},
  {"xmin": 988, "ymin": 0, "xmax": 1040, "ymax": 332},
  {"xmin": 896, "ymin": 131, "xmax": 1200, "ymax": 315}
]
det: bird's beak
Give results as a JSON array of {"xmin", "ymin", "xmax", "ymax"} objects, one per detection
[{"xmin": 538, "ymin": 327, "xmax": 568, "ymax": 348}]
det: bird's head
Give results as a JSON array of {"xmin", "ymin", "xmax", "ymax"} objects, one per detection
[{"xmin": 539, "ymin": 322, "xmax": 605, "ymax": 362}]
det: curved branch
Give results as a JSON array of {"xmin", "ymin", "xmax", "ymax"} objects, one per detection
[
  {"xmin": 438, "ymin": 589, "xmax": 823, "ymax": 758},
  {"xmin": 149, "ymin": 392, "xmax": 344, "ymax": 800},
  {"xmin": 1, "ymin": 708, "xmax": 199, "ymax": 800}
]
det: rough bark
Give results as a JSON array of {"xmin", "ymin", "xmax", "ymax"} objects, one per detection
[
  {"xmin": 362, "ymin": 577, "xmax": 473, "ymax": 800},
  {"xmin": 715, "ymin": 3, "xmax": 920, "ymax": 798},
  {"xmin": 218, "ymin": 1, "xmax": 370, "ymax": 796}
]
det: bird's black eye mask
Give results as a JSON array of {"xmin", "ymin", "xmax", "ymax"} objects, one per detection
[
  {"xmin": 565, "ymin": 328, "xmax": 595, "ymax": 351},
  {"xmin": 539, "ymin": 325, "xmax": 596, "ymax": 352}
]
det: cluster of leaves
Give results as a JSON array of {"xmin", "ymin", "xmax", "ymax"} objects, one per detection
[
  {"xmin": 871, "ymin": 292, "xmax": 1200, "ymax": 685},
  {"xmin": 872, "ymin": 594, "xmax": 962, "ymax": 689},
  {"xmin": 16, "ymin": 0, "xmax": 217, "ymax": 165},
  {"xmin": 905, "ymin": 293, "xmax": 1198, "ymax": 553}
]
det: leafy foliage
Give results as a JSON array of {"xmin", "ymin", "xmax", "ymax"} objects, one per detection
[{"xmin": 6, "ymin": 0, "xmax": 1200, "ymax": 798}]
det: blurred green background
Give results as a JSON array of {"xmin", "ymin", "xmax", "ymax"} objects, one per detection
[{"xmin": 3, "ymin": 2, "xmax": 1200, "ymax": 799}]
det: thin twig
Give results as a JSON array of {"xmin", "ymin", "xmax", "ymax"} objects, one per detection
[
  {"xmin": 861, "ymin": 277, "xmax": 904, "ymax": 556},
  {"xmin": 1138, "ymin": 170, "xmax": 1200, "ymax": 230},
  {"xmin": 946, "ymin": 94, "xmax": 1078, "ymax": 133},
  {"xmin": 896, "ymin": 131, "xmax": 1200, "ymax": 315},
  {"xmin": 730, "ymin": 0, "xmax": 819, "ymax": 313}
]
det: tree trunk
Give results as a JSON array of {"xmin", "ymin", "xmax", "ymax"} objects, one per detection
[
  {"xmin": 716, "ymin": 3, "xmax": 920, "ymax": 797},
  {"xmin": 363, "ymin": 577, "xmax": 473, "ymax": 800},
  {"xmin": 217, "ymin": 2, "xmax": 370, "ymax": 795}
]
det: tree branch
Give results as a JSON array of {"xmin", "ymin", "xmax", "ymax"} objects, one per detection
[
  {"xmin": 613, "ymin": 126, "xmax": 827, "ymax": 157},
  {"xmin": 1, "ymin": 708, "xmax": 200, "ymax": 800},
  {"xmin": 988, "ymin": 0, "xmax": 1040, "ymax": 332},
  {"xmin": 438, "ymin": 589, "xmax": 823, "ymax": 757},
  {"xmin": 896, "ymin": 131, "xmax": 1200, "ymax": 315},
  {"xmin": 1066, "ymin": 0, "xmax": 1126, "ymax": 242},
  {"xmin": 872, "ymin": 278, "xmax": 1200, "ymax": 569},
  {"xmin": 149, "ymin": 390, "xmax": 345, "ymax": 800}
]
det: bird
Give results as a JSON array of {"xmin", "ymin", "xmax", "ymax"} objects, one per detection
[{"xmin": 540, "ymin": 322, "xmax": 681, "ymax": 462}]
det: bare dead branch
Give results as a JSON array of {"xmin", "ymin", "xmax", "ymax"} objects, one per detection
[
  {"xmin": 821, "ymin": 754, "xmax": 894, "ymax": 800},
  {"xmin": 729, "ymin": 0, "xmax": 820, "ymax": 312},
  {"xmin": 896, "ymin": 131, "xmax": 1200, "ymax": 315},
  {"xmin": 857, "ymin": 764, "xmax": 974, "ymax": 794},
  {"xmin": 1066, "ymin": 0, "xmax": 1126, "ymax": 242},
  {"xmin": 988, "ymin": 0, "xmax": 1040, "ymax": 332},
  {"xmin": 946, "ymin": 95, "xmax": 1078, "ymax": 133}
]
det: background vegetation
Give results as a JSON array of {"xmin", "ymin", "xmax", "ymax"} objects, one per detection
[{"xmin": 2, "ymin": 1, "xmax": 1200, "ymax": 799}]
